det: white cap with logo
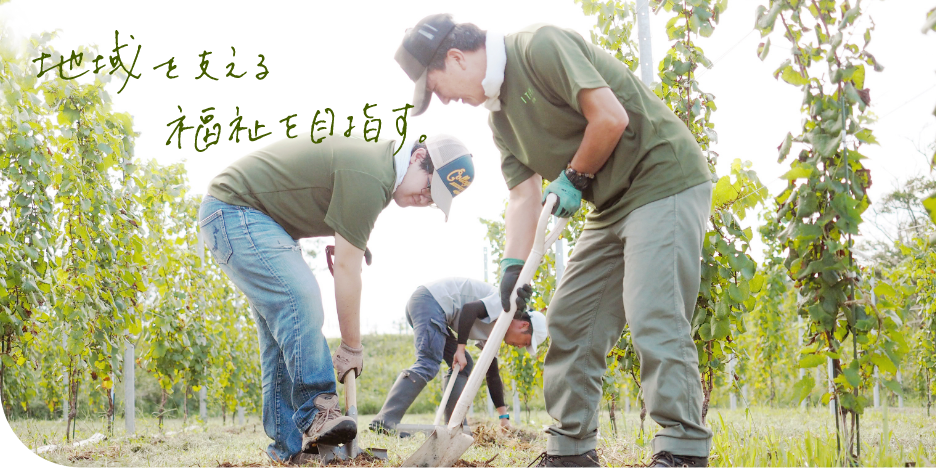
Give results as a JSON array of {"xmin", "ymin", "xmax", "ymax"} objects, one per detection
[{"xmin": 425, "ymin": 134, "xmax": 474, "ymax": 221}]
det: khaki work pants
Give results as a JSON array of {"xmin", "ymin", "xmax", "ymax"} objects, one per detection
[{"xmin": 543, "ymin": 182, "xmax": 713, "ymax": 457}]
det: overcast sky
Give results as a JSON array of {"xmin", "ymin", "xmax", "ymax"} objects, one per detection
[{"xmin": 2, "ymin": 0, "xmax": 935, "ymax": 463}]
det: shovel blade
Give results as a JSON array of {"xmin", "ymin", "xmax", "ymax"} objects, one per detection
[
  {"xmin": 315, "ymin": 444, "xmax": 347, "ymax": 462},
  {"xmin": 364, "ymin": 447, "xmax": 389, "ymax": 460},
  {"xmin": 401, "ymin": 426, "xmax": 474, "ymax": 467}
]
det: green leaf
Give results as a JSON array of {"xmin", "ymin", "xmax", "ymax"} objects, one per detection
[
  {"xmin": 814, "ymin": 133, "xmax": 842, "ymax": 157},
  {"xmin": 711, "ymin": 317, "xmax": 730, "ymax": 340},
  {"xmin": 777, "ymin": 132, "xmax": 792, "ymax": 161},
  {"xmin": 757, "ymin": 39, "xmax": 771, "ymax": 61},
  {"xmin": 873, "ymin": 282, "xmax": 897, "ymax": 300},
  {"xmin": 924, "ymin": 193, "xmax": 936, "ymax": 225},
  {"xmin": 755, "ymin": 2, "xmax": 781, "ymax": 33},
  {"xmin": 715, "ymin": 300, "xmax": 729, "ymax": 319},
  {"xmin": 791, "ymin": 375, "xmax": 815, "ymax": 404},
  {"xmin": 780, "ymin": 166, "xmax": 813, "ymax": 180},
  {"xmin": 728, "ymin": 283, "xmax": 744, "ymax": 303},
  {"xmin": 855, "ymin": 128, "xmax": 878, "ymax": 145},
  {"xmin": 870, "ymin": 352, "xmax": 897, "ymax": 374},
  {"xmin": 749, "ymin": 273, "xmax": 765, "ymax": 294},
  {"xmin": 843, "ymin": 367, "xmax": 860, "ymax": 389},
  {"xmin": 882, "ymin": 378, "xmax": 904, "ymax": 396},
  {"xmin": 781, "ymin": 66, "xmax": 810, "ymax": 86},
  {"xmin": 798, "ymin": 354, "xmax": 826, "ymax": 368},
  {"xmin": 98, "ymin": 143, "xmax": 113, "ymax": 154}
]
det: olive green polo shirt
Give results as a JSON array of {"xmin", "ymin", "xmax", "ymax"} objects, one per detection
[
  {"xmin": 491, "ymin": 24, "xmax": 711, "ymax": 229},
  {"xmin": 207, "ymin": 135, "xmax": 396, "ymax": 250}
]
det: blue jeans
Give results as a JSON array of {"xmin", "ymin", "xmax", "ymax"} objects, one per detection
[
  {"xmin": 405, "ymin": 287, "xmax": 472, "ymax": 383},
  {"xmin": 198, "ymin": 195, "xmax": 336, "ymax": 462}
]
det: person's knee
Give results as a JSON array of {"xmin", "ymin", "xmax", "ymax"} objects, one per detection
[{"xmin": 409, "ymin": 359, "xmax": 440, "ymax": 383}]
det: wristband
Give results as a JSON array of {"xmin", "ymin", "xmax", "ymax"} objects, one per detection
[
  {"xmin": 499, "ymin": 257, "xmax": 524, "ymax": 274},
  {"xmin": 564, "ymin": 164, "xmax": 595, "ymax": 191},
  {"xmin": 499, "ymin": 414, "xmax": 510, "ymax": 419}
]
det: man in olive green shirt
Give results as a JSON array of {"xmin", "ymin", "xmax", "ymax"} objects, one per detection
[
  {"xmin": 396, "ymin": 14, "xmax": 713, "ymax": 467},
  {"xmin": 199, "ymin": 133, "xmax": 475, "ymax": 463}
]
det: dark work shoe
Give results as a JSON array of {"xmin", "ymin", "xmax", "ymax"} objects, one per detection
[
  {"xmin": 529, "ymin": 450, "xmax": 600, "ymax": 467},
  {"xmin": 647, "ymin": 451, "xmax": 708, "ymax": 467}
]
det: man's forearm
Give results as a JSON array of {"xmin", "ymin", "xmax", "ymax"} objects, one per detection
[
  {"xmin": 333, "ymin": 264, "xmax": 362, "ymax": 348},
  {"xmin": 504, "ymin": 175, "xmax": 542, "ymax": 261},
  {"xmin": 568, "ymin": 87, "xmax": 628, "ymax": 175}
]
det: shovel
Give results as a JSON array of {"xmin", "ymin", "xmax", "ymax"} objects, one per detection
[
  {"xmin": 396, "ymin": 347, "xmax": 470, "ymax": 438},
  {"xmin": 316, "ymin": 372, "xmax": 389, "ymax": 463},
  {"xmin": 402, "ymin": 194, "xmax": 569, "ymax": 467}
]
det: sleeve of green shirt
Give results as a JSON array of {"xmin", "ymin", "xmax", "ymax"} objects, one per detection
[
  {"xmin": 324, "ymin": 170, "xmax": 390, "ymax": 251},
  {"xmin": 492, "ymin": 125, "xmax": 535, "ymax": 190},
  {"xmin": 527, "ymin": 26, "xmax": 610, "ymax": 113}
]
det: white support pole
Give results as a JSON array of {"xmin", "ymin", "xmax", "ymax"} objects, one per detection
[
  {"xmin": 124, "ymin": 343, "xmax": 135, "ymax": 435},
  {"xmin": 728, "ymin": 356, "xmax": 737, "ymax": 410},
  {"xmin": 483, "ymin": 246, "xmax": 489, "ymax": 283},
  {"xmin": 512, "ymin": 383, "xmax": 521, "ymax": 424},
  {"xmin": 237, "ymin": 389, "xmax": 245, "ymax": 425},
  {"xmin": 798, "ymin": 316, "xmax": 806, "ymax": 410},
  {"xmin": 897, "ymin": 371, "xmax": 904, "ymax": 408},
  {"xmin": 871, "ymin": 278, "xmax": 879, "ymax": 408},
  {"xmin": 62, "ymin": 331, "xmax": 68, "ymax": 422},
  {"xmin": 199, "ymin": 386, "xmax": 208, "ymax": 422},
  {"xmin": 636, "ymin": 0, "xmax": 654, "ymax": 86},
  {"xmin": 828, "ymin": 358, "xmax": 835, "ymax": 416}
]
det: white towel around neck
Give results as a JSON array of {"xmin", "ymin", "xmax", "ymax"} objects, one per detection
[{"xmin": 482, "ymin": 31, "xmax": 506, "ymax": 112}]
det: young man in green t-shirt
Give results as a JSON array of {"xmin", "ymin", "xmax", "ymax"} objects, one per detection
[
  {"xmin": 199, "ymin": 133, "xmax": 474, "ymax": 464},
  {"xmin": 395, "ymin": 14, "xmax": 713, "ymax": 467}
]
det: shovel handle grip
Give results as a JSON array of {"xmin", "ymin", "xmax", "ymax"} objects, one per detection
[
  {"xmin": 447, "ymin": 195, "xmax": 568, "ymax": 430},
  {"xmin": 344, "ymin": 372, "xmax": 357, "ymax": 415},
  {"xmin": 507, "ymin": 194, "xmax": 569, "ymax": 317}
]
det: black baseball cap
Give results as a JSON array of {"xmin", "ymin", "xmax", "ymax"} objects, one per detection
[{"xmin": 394, "ymin": 13, "xmax": 457, "ymax": 116}]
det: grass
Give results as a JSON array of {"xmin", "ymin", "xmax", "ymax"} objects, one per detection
[{"xmin": 7, "ymin": 406, "xmax": 935, "ymax": 466}]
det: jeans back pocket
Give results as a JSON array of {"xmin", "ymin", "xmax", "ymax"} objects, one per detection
[{"xmin": 199, "ymin": 209, "xmax": 233, "ymax": 264}]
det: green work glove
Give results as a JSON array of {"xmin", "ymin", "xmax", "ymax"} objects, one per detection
[{"xmin": 542, "ymin": 171, "xmax": 582, "ymax": 218}]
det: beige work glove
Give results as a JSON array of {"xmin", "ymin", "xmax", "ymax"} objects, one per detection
[{"xmin": 332, "ymin": 341, "xmax": 363, "ymax": 383}]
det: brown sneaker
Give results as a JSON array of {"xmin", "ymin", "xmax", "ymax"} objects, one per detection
[
  {"xmin": 647, "ymin": 451, "xmax": 708, "ymax": 467},
  {"xmin": 529, "ymin": 449, "xmax": 600, "ymax": 467},
  {"xmin": 300, "ymin": 393, "xmax": 357, "ymax": 453}
]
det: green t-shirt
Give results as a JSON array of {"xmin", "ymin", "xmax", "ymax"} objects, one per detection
[
  {"xmin": 491, "ymin": 24, "xmax": 711, "ymax": 229},
  {"xmin": 207, "ymin": 135, "xmax": 396, "ymax": 250}
]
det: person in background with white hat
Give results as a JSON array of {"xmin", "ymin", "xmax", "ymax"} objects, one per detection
[
  {"xmin": 199, "ymin": 133, "xmax": 474, "ymax": 464},
  {"xmin": 369, "ymin": 277, "xmax": 546, "ymax": 436}
]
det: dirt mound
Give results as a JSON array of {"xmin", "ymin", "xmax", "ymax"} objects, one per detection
[{"xmin": 472, "ymin": 423, "xmax": 541, "ymax": 447}]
